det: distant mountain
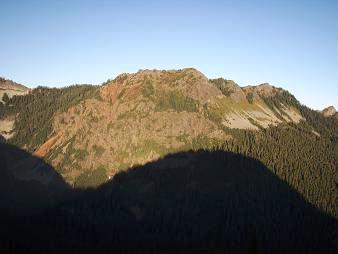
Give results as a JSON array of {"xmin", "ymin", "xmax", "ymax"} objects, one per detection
[
  {"xmin": 321, "ymin": 106, "xmax": 336, "ymax": 117},
  {"xmin": 0, "ymin": 77, "xmax": 29, "ymax": 103}
]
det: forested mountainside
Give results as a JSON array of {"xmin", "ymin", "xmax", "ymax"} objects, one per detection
[
  {"xmin": 0, "ymin": 145, "xmax": 337, "ymax": 254},
  {"xmin": 0, "ymin": 68, "xmax": 337, "ymax": 253}
]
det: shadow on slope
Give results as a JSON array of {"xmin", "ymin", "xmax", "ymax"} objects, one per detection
[
  {"xmin": 0, "ymin": 144, "xmax": 336, "ymax": 253},
  {"xmin": 0, "ymin": 142, "xmax": 72, "ymax": 215}
]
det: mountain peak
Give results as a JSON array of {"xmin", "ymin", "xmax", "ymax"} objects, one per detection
[
  {"xmin": 321, "ymin": 106, "xmax": 336, "ymax": 117},
  {"xmin": 243, "ymin": 83, "xmax": 281, "ymax": 98},
  {"xmin": 0, "ymin": 77, "xmax": 29, "ymax": 91},
  {"xmin": 103, "ymin": 68, "xmax": 221, "ymax": 104},
  {"xmin": 209, "ymin": 78, "xmax": 247, "ymax": 102},
  {"xmin": 0, "ymin": 77, "xmax": 30, "ymax": 103}
]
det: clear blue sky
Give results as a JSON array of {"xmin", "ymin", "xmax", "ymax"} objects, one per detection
[{"xmin": 1, "ymin": 0, "xmax": 337, "ymax": 109}]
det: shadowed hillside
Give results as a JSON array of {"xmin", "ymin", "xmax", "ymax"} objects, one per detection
[
  {"xmin": 0, "ymin": 143, "xmax": 336, "ymax": 254},
  {"xmin": 0, "ymin": 142, "xmax": 72, "ymax": 215}
]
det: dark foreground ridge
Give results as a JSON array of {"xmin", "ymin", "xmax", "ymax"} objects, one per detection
[{"xmin": 0, "ymin": 142, "xmax": 337, "ymax": 254}]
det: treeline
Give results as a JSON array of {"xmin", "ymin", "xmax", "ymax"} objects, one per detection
[
  {"xmin": 222, "ymin": 124, "xmax": 337, "ymax": 217},
  {"xmin": 0, "ymin": 85, "xmax": 99, "ymax": 151},
  {"xmin": 184, "ymin": 120, "xmax": 336, "ymax": 217},
  {"xmin": 262, "ymin": 90, "xmax": 336, "ymax": 139}
]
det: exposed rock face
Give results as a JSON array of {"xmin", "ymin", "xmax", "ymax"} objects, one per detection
[
  {"xmin": 116, "ymin": 68, "xmax": 223, "ymax": 103},
  {"xmin": 242, "ymin": 83, "xmax": 282, "ymax": 101},
  {"xmin": 226, "ymin": 81, "xmax": 247, "ymax": 102},
  {"xmin": 321, "ymin": 106, "xmax": 336, "ymax": 117},
  {"xmin": 0, "ymin": 77, "xmax": 30, "ymax": 102},
  {"xmin": 0, "ymin": 69, "xmax": 311, "ymax": 187},
  {"xmin": 255, "ymin": 83, "xmax": 281, "ymax": 97},
  {"xmin": 0, "ymin": 78, "xmax": 30, "ymax": 139},
  {"xmin": 209, "ymin": 78, "xmax": 247, "ymax": 102},
  {"xmin": 24, "ymin": 68, "xmax": 304, "ymax": 184},
  {"xmin": 0, "ymin": 118, "xmax": 15, "ymax": 139}
]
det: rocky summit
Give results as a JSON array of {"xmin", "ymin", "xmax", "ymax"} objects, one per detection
[
  {"xmin": 321, "ymin": 106, "xmax": 336, "ymax": 117},
  {"xmin": 0, "ymin": 68, "xmax": 331, "ymax": 188},
  {"xmin": 0, "ymin": 77, "xmax": 29, "ymax": 102}
]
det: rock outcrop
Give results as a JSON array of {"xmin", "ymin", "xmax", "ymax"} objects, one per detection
[
  {"xmin": 0, "ymin": 77, "xmax": 29, "ymax": 102},
  {"xmin": 321, "ymin": 106, "xmax": 336, "ymax": 117}
]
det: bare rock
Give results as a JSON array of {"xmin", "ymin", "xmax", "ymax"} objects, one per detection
[{"xmin": 321, "ymin": 106, "xmax": 336, "ymax": 117}]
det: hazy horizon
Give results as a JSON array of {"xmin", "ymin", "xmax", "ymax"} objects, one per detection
[{"xmin": 1, "ymin": 0, "xmax": 337, "ymax": 110}]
